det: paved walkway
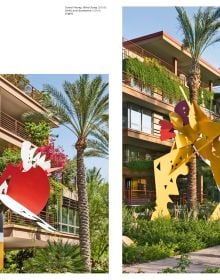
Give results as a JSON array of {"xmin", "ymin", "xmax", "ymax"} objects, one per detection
[{"xmin": 123, "ymin": 245, "xmax": 220, "ymax": 273}]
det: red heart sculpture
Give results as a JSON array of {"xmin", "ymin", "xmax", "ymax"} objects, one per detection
[{"xmin": 1, "ymin": 164, "xmax": 50, "ymax": 215}]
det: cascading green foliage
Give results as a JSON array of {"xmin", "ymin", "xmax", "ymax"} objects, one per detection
[
  {"xmin": 123, "ymin": 57, "xmax": 187, "ymax": 101},
  {"xmin": 123, "ymin": 57, "xmax": 213, "ymax": 108},
  {"xmin": 25, "ymin": 121, "xmax": 50, "ymax": 146},
  {"xmin": 1, "ymin": 74, "xmax": 30, "ymax": 91},
  {"xmin": 124, "ymin": 160, "xmax": 153, "ymax": 171},
  {"xmin": 47, "ymin": 178, "xmax": 65, "ymax": 214},
  {"xmin": 0, "ymin": 148, "xmax": 21, "ymax": 173},
  {"xmin": 198, "ymin": 87, "xmax": 214, "ymax": 110}
]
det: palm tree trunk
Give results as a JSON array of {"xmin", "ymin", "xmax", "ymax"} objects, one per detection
[
  {"xmin": 187, "ymin": 61, "xmax": 200, "ymax": 209},
  {"xmin": 188, "ymin": 61, "xmax": 200, "ymax": 103},
  {"xmin": 187, "ymin": 154, "xmax": 197, "ymax": 209},
  {"xmin": 76, "ymin": 139, "xmax": 91, "ymax": 272}
]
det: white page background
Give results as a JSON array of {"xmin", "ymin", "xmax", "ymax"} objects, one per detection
[{"xmin": 0, "ymin": 1, "xmax": 219, "ymax": 280}]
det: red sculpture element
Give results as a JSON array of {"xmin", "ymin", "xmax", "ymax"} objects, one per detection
[
  {"xmin": 0, "ymin": 141, "xmax": 62, "ymax": 232},
  {"xmin": 160, "ymin": 119, "xmax": 176, "ymax": 140},
  {"xmin": 0, "ymin": 163, "xmax": 50, "ymax": 215}
]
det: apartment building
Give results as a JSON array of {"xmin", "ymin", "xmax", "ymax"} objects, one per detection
[
  {"xmin": 0, "ymin": 75, "xmax": 79, "ymax": 248},
  {"xmin": 122, "ymin": 31, "xmax": 220, "ymax": 206}
]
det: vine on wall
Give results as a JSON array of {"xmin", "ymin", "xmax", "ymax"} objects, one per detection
[{"xmin": 123, "ymin": 57, "xmax": 213, "ymax": 108}]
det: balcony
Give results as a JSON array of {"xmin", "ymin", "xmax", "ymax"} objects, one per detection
[
  {"xmin": 123, "ymin": 39, "xmax": 176, "ymax": 74},
  {"xmin": 123, "ymin": 188, "xmax": 156, "ymax": 205},
  {"xmin": 0, "ymin": 111, "xmax": 32, "ymax": 145},
  {"xmin": 123, "ymin": 73, "xmax": 175, "ymax": 114},
  {"xmin": 123, "ymin": 37, "xmax": 213, "ymax": 90},
  {"xmin": 4, "ymin": 210, "xmax": 79, "ymax": 249},
  {"xmin": 123, "ymin": 101, "xmax": 173, "ymax": 149},
  {"xmin": 4, "ymin": 210, "xmax": 56, "ymax": 229},
  {"xmin": 123, "ymin": 189, "xmax": 207, "ymax": 206}
]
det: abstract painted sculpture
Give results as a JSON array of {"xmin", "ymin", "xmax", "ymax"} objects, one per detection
[
  {"xmin": 0, "ymin": 141, "xmax": 61, "ymax": 269},
  {"xmin": 152, "ymin": 91, "xmax": 220, "ymax": 221}
]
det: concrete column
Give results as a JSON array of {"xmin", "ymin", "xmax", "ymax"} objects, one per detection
[
  {"xmin": 173, "ymin": 57, "xmax": 178, "ymax": 76},
  {"xmin": 209, "ymin": 81, "xmax": 213, "ymax": 92}
]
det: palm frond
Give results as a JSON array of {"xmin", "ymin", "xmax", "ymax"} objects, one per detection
[
  {"xmin": 176, "ymin": 7, "xmax": 195, "ymax": 54},
  {"xmin": 176, "ymin": 7, "xmax": 220, "ymax": 59},
  {"xmin": 34, "ymin": 75, "xmax": 108, "ymax": 150},
  {"xmin": 43, "ymin": 84, "xmax": 81, "ymax": 135},
  {"xmin": 85, "ymin": 129, "xmax": 109, "ymax": 159},
  {"xmin": 86, "ymin": 167, "xmax": 103, "ymax": 185}
]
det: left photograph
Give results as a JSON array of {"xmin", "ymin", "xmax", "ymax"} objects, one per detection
[{"xmin": 0, "ymin": 74, "xmax": 108, "ymax": 273}]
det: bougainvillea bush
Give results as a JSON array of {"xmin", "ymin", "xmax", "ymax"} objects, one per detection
[{"xmin": 37, "ymin": 137, "xmax": 68, "ymax": 169}]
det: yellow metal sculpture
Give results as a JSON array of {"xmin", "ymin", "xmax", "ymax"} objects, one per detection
[{"xmin": 152, "ymin": 92, "xmax": 220, "ymax": 220}]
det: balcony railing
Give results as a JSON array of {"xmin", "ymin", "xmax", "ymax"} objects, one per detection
[
  {"xmin": 123, "ymin": 72, "xmax": 219, "ymax": 120},
  {"xmin": 123, "ymin": 189, "xmax": 156, "ymax": 205},
  {"xmin": 4, "ymin": 209, "xmax": 80, "ymax": 236},
  {"xmin": 23, "ymin": 84, "xmax": 42, "ymax": 101},
  {"xmin": 123, "ymin": 189, "xmax": 207, "ymax": 206},
  {"xmin": 123, "ymin": 72, "xmax": 177, "ymax": 106},
  {"xmin": 0, "ymin": 111, "xmax": 31, "ymax": 141},
  {"xmin": 4, "ymin": 210, "xmax": 57, "ymax": 229}
]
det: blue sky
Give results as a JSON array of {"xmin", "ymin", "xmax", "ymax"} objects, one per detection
[
  {"xmin": 123, "ymin": 7, "xmax": 220, "ymax": 72},
  {"xmin": 27, "ymin": 74, "xmax": 108, "ymax": 181}
]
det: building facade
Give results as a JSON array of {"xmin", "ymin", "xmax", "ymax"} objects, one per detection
[
  {"xmin": 0, "ymin": 75, "xmax": 79, "ymax": 248},
  {"xmin": 122, "ymin": 31, "xmax": 220, "ymax": 206}
]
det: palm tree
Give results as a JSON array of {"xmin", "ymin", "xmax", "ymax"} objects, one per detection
[
  {"xmin": 43, "ymin": 75, "xmax": 108, "ymax": 272},
  {"xmin": 176, "ymin": 7, "xmax": 220, "ymax": 209}
]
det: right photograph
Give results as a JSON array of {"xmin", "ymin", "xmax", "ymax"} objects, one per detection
[{"xmin": 122, "ymin": 7, "xmax": 220, "ymax": 273}]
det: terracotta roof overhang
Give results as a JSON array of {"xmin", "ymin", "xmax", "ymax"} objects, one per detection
[{"xmin": 124, "ymin": 31, "xmax": 220, "ymax": 86}]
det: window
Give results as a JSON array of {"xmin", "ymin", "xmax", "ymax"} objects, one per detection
[
  {"xmin": 123, "ymin": 104, "xmax": 128, "ymax": 128},
  {"xmin": 130, "ymin": 105, "xmax": 141, "ymax": 131},
  {"xmin": 59, "ymin": 205, "xmax": 79, "ymax": 235},
  {"xmin": 142, "ymin": 110, "xmax": 152, "ymax": 134},
  {"xmin": 62, "ymin": 207, "xmax": 68, "ymax": 224},
  {"xmin": 126, "ymin": 145, "xmax": 153, "ymax": 161},
  {"xmin": 126, "ymin": 103, "xmax": 153, "ymax": 134}
]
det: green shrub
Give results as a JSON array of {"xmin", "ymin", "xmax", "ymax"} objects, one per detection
[
  {"xmin": 127, "ymin": 218, "xmax": 178, "ymax": 246},
  {"xmin": 87, "ymin": 170, "xmax": 109, "ymax": 272},
  {"xmin": 123, "ymin": 217, "xmax": 220, "ymax": 264},
  {"xmin": 0, "ymin": 249, "xmax": 33, "ymax": 273},
  {"xmin": 162, "ymin": 254, "xmax": 191, "ymax": 273},
  {"xmin": 177, "ymin": 232, "xmax": 206, "ymax": 253},
  {"xmin": 124, "ymin": 160, "xmax": 153, "ymax": 171},
  {"xmin": 123, "ymin": 241, "xmax": 176, "ymax": 264},
  {"xmin": 122, "ymin": 206, "xmax": 137, "ymax": 236},
  {"xmin": 203, "ymin": 267, "xmax": 220, "ymax": 273},
  {"xmin": 22, "ymin": 241, "xmax": 85, "ymax": 273}
]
